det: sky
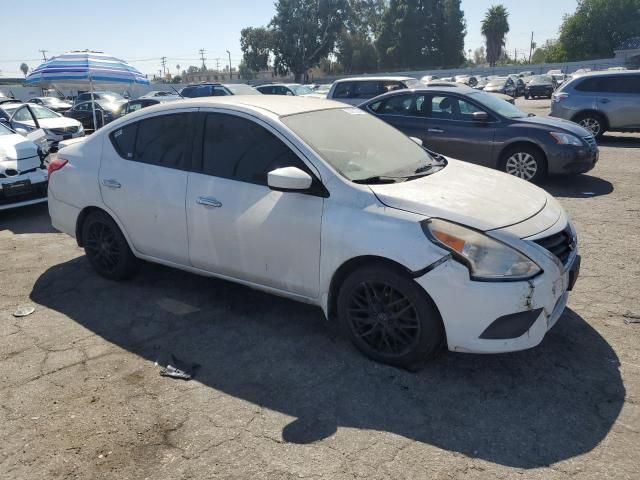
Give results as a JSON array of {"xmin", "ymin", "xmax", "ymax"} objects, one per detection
[{"xmin": 1, "ymin": 0, "xmax": 578, "ymax": 78}]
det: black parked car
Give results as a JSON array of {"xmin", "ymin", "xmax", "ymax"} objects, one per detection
[
  {"xmin": 180, "ymin": 83, "xmax": 232, "ymax": 98},
  {"xmin": 73, "ymin": 91, "xmax": 127, "ymax": 106},
  {"xmin": 524, "ymin": 75, "xmax": 557, "ymax": 99},
  {"xmin": 359, "ymin": 85, "xmax": 599, "ymax": 182},
  {"xmin": 27, "ymin": 97, "xmax": 73, "ymax": 113},
  {"xmin": 64, "ymin": 100, "xmax": 119, "ymax": 130}
]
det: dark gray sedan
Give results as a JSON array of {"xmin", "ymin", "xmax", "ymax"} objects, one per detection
[{"xmin": 359, "ymin": 85, "xmax": 599, "ymax": 182}]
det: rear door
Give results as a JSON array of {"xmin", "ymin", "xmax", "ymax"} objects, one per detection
[
  {"xmin": 99, "ymin": 109, "xmax": 197, "ymax": 265},
  {"xmin": 597, "ymin": 75, "xmax": 640, "ymax": 129},
  {"xmin": 367, "ymin": 93, "xmax": 428, "ymax": 141}
]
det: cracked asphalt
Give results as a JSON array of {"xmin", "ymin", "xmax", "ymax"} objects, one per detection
[{"xmin": 1, "ymin": 98, "xmax": 639, "ymax": 479}]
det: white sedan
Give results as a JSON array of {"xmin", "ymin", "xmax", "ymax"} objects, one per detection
[
  {"xmin": 47, "ymin": 96, "xmax": 580, "ymax": 369},
  {"xmin": 0, "ymin": 122, "xmax": 49, "ymax": 210}
]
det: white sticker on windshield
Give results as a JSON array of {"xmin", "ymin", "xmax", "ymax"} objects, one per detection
[{"xmin": 342, "ymin": 108, "xmax": 366, "ymax": 115}]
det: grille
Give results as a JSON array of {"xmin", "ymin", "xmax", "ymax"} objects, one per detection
[
  {"xmin": 50, "ymin": 126, "xmax": 79, "ymax": 135},
  {"xmin": 534, "ymin": 228, "xmax": 575, "ymax": 266},
  {"xmin": 583, "ymin": 135, "xmax": 597, "ymax": 149}
]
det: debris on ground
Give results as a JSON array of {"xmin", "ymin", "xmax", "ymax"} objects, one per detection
[
  {"xmin": 13, "ymin": 305, "xmax": 35, "ymax": 317},
  {"xmin": 623, "ymin": 312, "xmax": 640, "ymax": 325},
  {"xmin": 159, "ymin": 354, "xmax": 200, "ymax": 381}
]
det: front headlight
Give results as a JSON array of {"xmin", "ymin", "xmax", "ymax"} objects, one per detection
[
  {"xmin": 422, "ymin": 219, "xmax": 541, "ymax": 281},
  {"xmin": 550, "ymin": 132, "xmax": 583, "ymax": 146}
]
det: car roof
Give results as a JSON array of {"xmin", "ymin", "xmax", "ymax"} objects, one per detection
[
  {"xmin": 360, "ymin": 86, "xmax": 480, "ymax": 104},
  {"xmin": 333, "ymin": 76, "xmax": 416, "ymax": 83},
  {"xmin": 120, "ymin": 96, "xmax": 349, "ymax": 118}
]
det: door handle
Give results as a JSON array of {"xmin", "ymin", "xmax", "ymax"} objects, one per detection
[
  {"xmin": 101, "ymin": 178, "xmax": 121, "ymax": 189},
  {"xmin": 428, "ymin": 128, "xmax": 444, "ymax": 133},
  {"xmin": 197, "ymin": 196, "xmax": 222, "ymax": 208}
]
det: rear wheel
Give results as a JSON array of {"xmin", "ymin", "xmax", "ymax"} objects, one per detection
[
  {"xmin": 573, "ymin": 112, "xmax": 606, "ymax": 139},
  {"xmin": 337, "ymin": 265, "xmax": 445, "ymax": 370},
  {"xmin": 500, "ymin": 145, "xmax": 547, "ymax": 183},
  {"xmin": 82, "ymin": 210, "xmax": 140, "ymax": 280}
]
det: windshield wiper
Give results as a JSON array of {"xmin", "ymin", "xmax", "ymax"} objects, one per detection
[{"xmin": 352, "ymin": 176, "xmax": 404, "ymax": 185}]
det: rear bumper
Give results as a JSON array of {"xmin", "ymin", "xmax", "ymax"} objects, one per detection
[
  {"xmin": 0, "ymin": 175, "xmax": 48, "ymax": 211},
  {"xmin": 48, "ymin": 190, "xmax": 81, "ymax": 237}
]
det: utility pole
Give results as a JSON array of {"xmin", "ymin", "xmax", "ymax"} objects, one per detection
[
  {"xmin": 514, "ymin": 48, "xmax": 517, "ymax": 63},
  {"xmin": 528, "ymin": 31, "xmax": 535, "ymax": 64},
  {"xmin": 39, "ymin": 50, "xmax": 48, "ymax": 62},
  {"xmin": 199, "ymin": 49, "xmax": 207, "ymax": 70},
  {"xmin": 215, "ymin": 58, "xmax": 220, "ymax": 73},
  {"xmin": 160, "ymin": 56, "xmax": 167, "ymax": 77},
  {"xmin": 226, "ymin": 50, "xmax": 232, "ymax": 80}
]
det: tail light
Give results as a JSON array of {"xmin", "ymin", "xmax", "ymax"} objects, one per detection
[
  {"xmin": 47, "ymin": 158, "xmax": 68, "ymax": 176},
  {"xmin": 552, "ymin": 92, "xmax": 569, "ymax": 103}
]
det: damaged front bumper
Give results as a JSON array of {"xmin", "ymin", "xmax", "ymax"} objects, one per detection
[{"xmin": 414, "ymin": 252, "xmax": 580, "ymax": 354}]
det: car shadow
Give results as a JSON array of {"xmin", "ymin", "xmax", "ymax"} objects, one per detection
[
  {"xmin": 0, "ymin": 203, "xmax": 56, "ymax": 234},
  {"xmin": 541, "ymin": 174, "xmax": 614, "ymax": 198},
  {"xmin": 30, "ymin": 258, "xmax": 624, "ymax": 469},
  {"xmin": 599, "ymin": 134, "xmax": 640, "ymax": 149}
]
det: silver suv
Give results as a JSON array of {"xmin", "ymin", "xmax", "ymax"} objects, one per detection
[{"xmin": 551, "ymin": 71, "xmax": 640, "ymax": 139}]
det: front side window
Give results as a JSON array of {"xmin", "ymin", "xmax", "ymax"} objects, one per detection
[
  {"xmin": 353, "ymin": 81, "xmax": 381, "ymax": 99},
  {"xmin": 201, "ymin": 113, "xmax": 307, "ymax": 185},
  {"xmin": 12, "ymin": 107, "xmax": 35, "ymax": 122},
  {"xmin": 599, "ymin": 75, "xmax": 639, "ymax": 94},
  {"xmin": 375, "ymin": 94, "xmax": 414, "ymax": 115},
  {"xmin": 29, "ymin": 104, "xmax": 60, "ymax": 119},
  {"xmin": 110, "ymin": 113, "xmax": 191, "ymax": 170}
]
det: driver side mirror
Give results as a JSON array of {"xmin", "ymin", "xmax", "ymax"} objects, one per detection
[
  {"xmin": 15, "ymin": 127, "xmax": 28, "ymax": 135},
  {"xmin": 472, "ymin": 111, "xmax": 489, "ymax": 122},
  {"xmin": 268, "ymin": 167, "xmax": 312, "ymax": 192},
  {"xmin": 409, "ymin": 136, "xmax": 423, "ymax": 146}
]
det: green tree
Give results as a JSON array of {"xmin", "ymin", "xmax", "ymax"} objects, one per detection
[
  {"xmin": 531, "ymin": 39, "xmax": 567, "ymax": 63},
  {"xmin": 187, "ymin": 66, "xmax": 199, "ymax": 74},
  {"xmin": 270, "ymin": 0, "xmax": 349, "ymax": 82},
  {"xmin": 238, "ymin": 61, "xmax": 257, "ymax": 80},
  {"xmin": 336, "ymin": 0, "xmax": 384, "ymax": 73},
  {"xmin": 376, "ymin": 0, "xmax": 467, "ymax": 69},
  {"xmin": 481, "ymin": 5, "xmax": 510, "ymax": 67},
  {"xmin": 20, "ymin": 63, "xmax": 29, "ymax": 78},
  {"xmin": 557, "ymin": 0, "xmax": 640, "ymax": 61},
  {"xmin": 240, "ymin": 27, "xmax": 273, "ymax": 73}
]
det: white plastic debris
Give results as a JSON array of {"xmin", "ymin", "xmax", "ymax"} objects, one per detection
[{"xmin": 13, "ymin": 306, "xmax": 35, "ymax": 317}]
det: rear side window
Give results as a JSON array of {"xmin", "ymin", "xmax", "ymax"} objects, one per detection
[
  {"xmin": 201, "ymin": 112, "xmax": 307, "ymax": 185},
  {"xmin": 353, "ymin": 81, "xmax": 381, "ymax": 99},
  {"xmin": 332, "ymin": 82, "xmax": 353, "ymax": 99},
  {"xmin": 109, "ymin": 113, "xmax": 191, "ymax": 170},
  {"xmin": 574, "ymin": 77, "xmax": 602, "ymax": 92}
]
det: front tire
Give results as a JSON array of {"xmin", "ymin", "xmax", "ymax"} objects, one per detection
[
  {"xmin": 500, "ymin": 145, "xmax": 547, "ymax": 183},
  {"xmin": 82, "ymin": 210, "xmax": 140, "ymax": 280},
  {"xmin": 337, "ymin": 265, "xmax": 445, "ymax": 370}
]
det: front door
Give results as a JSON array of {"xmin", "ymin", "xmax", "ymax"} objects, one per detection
[
  {"xmin": 186, "ymin": 111, "xmax": 324, "ymax": 297},
  {"xmin": 420, "ymin": 93, "xmax": 496, "ymax": 167},
  {"xmin": 99, "ymin": 109, "xmax": 197, "ymax": 265}
]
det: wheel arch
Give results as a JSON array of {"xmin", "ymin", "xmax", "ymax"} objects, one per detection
[
  {"xmin": 497, "ymin": 140, "xmax": 548, "ymax": 170},
  {"xmin": 570, "ymin": 109, "xmax": 610, "ymax": 130},
  {"xmin": 75, "ymin": 205, "xmax": 135, "ymax": 253}
]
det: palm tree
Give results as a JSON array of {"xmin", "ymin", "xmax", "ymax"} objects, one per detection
[
  {"xmin": 481, "ymin": 5, "xmax": 510, "ymax": 67},
  {"xmin": 19, "ymin": 63, "xmax": 29, "ymax": 78}
]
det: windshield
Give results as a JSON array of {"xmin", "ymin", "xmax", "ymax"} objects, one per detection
[
  {"xmin": 227, "ymin": 84, "xmax": 261, "ymax": 95},
  {"xmin": 100, "ymin": 92, "xmax": 125, "ymax": 102},
  {"xmin": 486, "ymin": 78, "xmax": 507, "ymax": 87},
  {"xmin": 530, "ymin": 75, "xmax": 552, "ymax": 84},
  {"xmin": 29, "ymin": 104, "xmax": 61, "ymax": 119},
  {"xmin": 293, "ymin": 86, "xmax": 313, "ymax": 95},
  {"xmin": 468, "ymin": 91, "xmax": 527, "ymax": 119},
  {"xmin": 282, "ymin": 108, "xmax": 440, "ymax": 182},
  {"xmin": 0, "ymin": 122, "xmax": 14, "ymax": 135}
]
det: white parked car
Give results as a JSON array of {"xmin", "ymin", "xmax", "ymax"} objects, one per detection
[
  {"xmin": 48, "ymin": 97, "xmax": 580, "ymax": 369},
  {"xmin": 0, "ymin": 123, "xmax": 49, "ymax": 210},
  {"xmin": 0, "ymin": 103, "xmax": 84, "ymax": 150},
  {"xmin": 326, "ymin": 77, "xmax": 421, "ymax": 106}
]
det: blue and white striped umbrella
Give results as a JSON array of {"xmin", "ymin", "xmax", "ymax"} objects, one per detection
[{"xmin": 25, "ymin": 50, "xmax": 149, "ymax": 87}]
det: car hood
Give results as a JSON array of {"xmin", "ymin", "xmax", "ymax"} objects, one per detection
[
  {"xmin": 22, "ymin": 116, "xmax": 81, "ymax": 129},
  {"xmin": 369, "ymin": 159, "xmax": 551, "ymax": 232},
  {"xmin": 0, "ymin": 133, "xmax": 39, "ymax": 162},
  {"xmin": 514, "ymin": 115, "xmax": 591, "ymax": 137}
]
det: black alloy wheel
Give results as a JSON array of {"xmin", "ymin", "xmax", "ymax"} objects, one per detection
[{"xmin": 82, "ymin": 210, "xmax": 140, "ymax": 280}]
